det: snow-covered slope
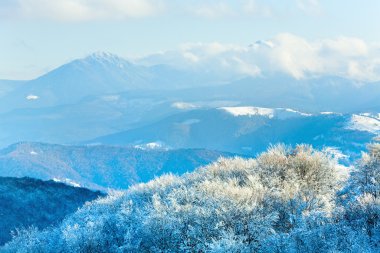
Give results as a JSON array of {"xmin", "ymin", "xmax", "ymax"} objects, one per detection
[
  {"xmin": 90, "ymin": 107, "xmax": 375, "ymax": 158},
  {"xmin": 219, "ymin": 106, "xmax": 312, "ymax": 119},
  {"xmin": 346, "ymin": 114, "xmax": 380, "ymax": 134},
  {"xmin": 0, "ymin": 52, "xmax": 214, "ymax": 113},
  {"xmin": 220, "ymin": 106, "xmax": 275, "ymax": 118}
]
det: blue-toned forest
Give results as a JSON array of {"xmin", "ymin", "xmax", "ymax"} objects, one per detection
[{"xmin": 2, "ymin": 142, "xmax": 380, "ymax": 252}]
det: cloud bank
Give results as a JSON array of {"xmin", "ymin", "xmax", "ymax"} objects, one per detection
[
  {"xmin": 1, "ymin": 0, "xmax": 164, "ymax": 21},
  {"xmin": 0, "ymin": 0, "xmax": 315, "ymax": 22},
  {"xmin": 139, "ymin": 34, "xmax": 380, "ymax": 82}
]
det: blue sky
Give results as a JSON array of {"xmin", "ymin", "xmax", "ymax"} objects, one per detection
[{"xmin": 1, "ymin": 0, "xmax": 380, "ymax": 80}]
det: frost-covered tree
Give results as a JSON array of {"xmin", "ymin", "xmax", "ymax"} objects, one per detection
[
  {"xmin": 350, "ymin": 142, "xmax": 380, "ymax": 197},
  {"xmin": 255, "ymin": 145, "xmax": 340, "ymax": 233},
  {"xmin": 3, "ymin": 144, "xmax": 375, "ymax": 253},
  {"xmin": 341, "ymin": 140, "xmax": 380, "ymax": 250}
]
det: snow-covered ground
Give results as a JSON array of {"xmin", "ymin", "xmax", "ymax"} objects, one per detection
[
  {"xmin": 219, "ymin": 106, "xmax": 275, "ymax": 118},
  {"xmin": 346, "ymin": 114, "xmax": 380, "ymax": 134},
  {"xmin": 52, "ymin": 178, "xmax": 81, "ymax": 187},
  {"xmin": 219, "ymin": 106, "xmax": 312, "ymax": 119}
]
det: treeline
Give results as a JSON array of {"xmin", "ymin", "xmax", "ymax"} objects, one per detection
[{"xmin": 2, "ymin": 143, "xmax": 380, "ymax": 252}]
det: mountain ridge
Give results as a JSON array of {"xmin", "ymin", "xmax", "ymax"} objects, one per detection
[
  {"xmin": 89, "ymin": 107, "xmax": 377, "ymax": 159},
  {"xmin": 0, "ymin": 142, "xmax": 235, "ymax": 190}
]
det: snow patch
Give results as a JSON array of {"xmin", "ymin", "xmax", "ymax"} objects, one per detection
[
  {"xmin": 26, "ymin": 94, "xmax": 39, "ymax": 100},
  {"xmin": 220, "ymin": 106, "xmax": 312, "ymax": 119},
  {"xmin": 324, "ymin": 147, "xmax": 351, "ymax": 180},
  {"xmin": 172, "ymin": 102, "xmax": 198, "ymax": 110},
  {"xmin": 52, "ymin": 178, "xmax": 81, "ymax": 188},
  {"xmin": 275, "ymin": 108, "xmax": 312, "ymax": 119},
  {"xmin": 134, "ymin": 142, "xmax": 168, "ymax": 150},
  {"xmin": 324, "ymin": 147, "xmax": 349, "ymax": 161},
  {"xmin": 360, "ymin": 112, "xmax": 380, "ymax": 119},
  {"xmin": 320, "ymin": 112, "xmax": 343, "ymax": 116},
  {"xmin": 146, "ymin": 143, "xmax": 161, "ymax": 149},
  {"xmin": 220, "ymin": 106, "xmax": 275, "ymax": 118},
  {"xmin": 346, "ymin": 114, "xmax": 380, "ymax": 134}
]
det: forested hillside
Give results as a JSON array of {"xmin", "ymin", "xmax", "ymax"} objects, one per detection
[
  {"xmin": 0, "ymin": 177, "xmax": 103, "ymax": 245},
  {"xmin": 0, "ymin": 142, "xmax": 232, "ymax": 190},
  {"xmin": 3, "ymin": 143, "xmax": 379, "ymax": 252}
]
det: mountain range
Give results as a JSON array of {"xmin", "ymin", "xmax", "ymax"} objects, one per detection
[{"xmin": 0, "ymin": 52, "xmax": 380, "ymax": 155}]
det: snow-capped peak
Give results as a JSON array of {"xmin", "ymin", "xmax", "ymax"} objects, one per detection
[
  {"xmin": 84, "ymin": 52, "xmax": 131, "ymax": 68},
  {"xmin": 250, "ymin": 40, "xmax": 274, "ymax": 49},
  {"xmin": 88, "ymin": 51, "xmax": 119, "ymax": 60}
]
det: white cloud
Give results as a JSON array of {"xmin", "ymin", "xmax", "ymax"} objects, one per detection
[
  {"xmin": 266, "ymin": 33, "xmax": 321, "ymax": 79},
  {"xmin": 180, "ymin": 42, "xmax": 238, "ymax": 56},
  {"xmin": 2, "ymin": 0, "xmax": 163, "ymax": 21},
  {"xmin": 0, "ymin": 0, "xmax": 319, "ymax": 22},
  {"xmin": 243, "ymin": 0, "xmax": 272, "ymax": 17},
  {"xmin": 321, "ymin": 37, "xmax": 368, "ymax": 57},
  {"xmin": 138, "ymin": 33, "xmax": 380, "ymax": 82},
  {"xmin": 254, "ymin": 34, "xmax": 380, "ymax": 81},
  {"xmin": 232, "ymin": 57, "xmax": 261, "ymax": 76},
  {"xmin": 182, "ymin": 52, "xmax": 200, "ymax": 63},
  {"xmin": 297, "ymin": 0, "xmax": 321, "ymax": 15},
  {"xmin": 191, "ymin": 2, "xmax": 234, "ymax": 19},
  {"xmin": 174, "ymin": 42, "xmax": 260, "ymax": 78},
  {"xmin": 187, "ymin": 0, "xmax": 273, "ymax": 19}
]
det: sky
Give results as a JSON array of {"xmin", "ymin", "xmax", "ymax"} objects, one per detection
[{"xmin": 1, "ymin": 0, "xmax": 380, "ymax": 80}]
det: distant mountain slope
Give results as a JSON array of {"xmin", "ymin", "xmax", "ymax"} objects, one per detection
[
  {"xmin": 0, "ymin": 143, "xmax": 233, "ymax": 190},
  {"xmin": 0, "ymin": 53, "xmax": 144, "ymax": 112},
  {"xmin": 166, "ymin": 75, "xmax": 380, "ymax": 113},
  {"xmin": 0, "ymin": 53, "xmax": 218, "ymax": 113},
  {"xmin": 0, "ymin": 80, "xmax": 26, "ymax": 98},
  {"xmin": 0, "ymin": 95, "xmax": 179, "ymax": 147},
  {"xmin": 90, "ymin": 107, "xmax": 378, "ymax": 158},
  {"xmin": 1, "ymin": 75, "xmax": 380, "ymax": 148},
  {"xmin": 1, "ymin": 53, "xmax": 380, "ymax": 148},
  {"xmin": 0, "ymin": 177, "xmax": 103, "ymax": 245}
]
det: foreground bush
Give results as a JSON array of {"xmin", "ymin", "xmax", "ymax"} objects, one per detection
[{"xmin": 2, "ymin": 144, "xmax": 380, "ymax": 252}]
